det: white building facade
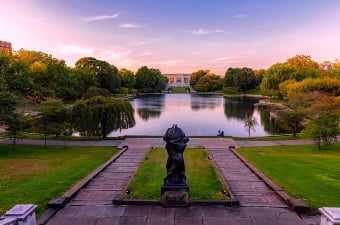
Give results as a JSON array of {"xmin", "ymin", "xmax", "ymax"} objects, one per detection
[{"xmin": 164, "ymin": 74, "xmax": 191, "ymax": 87}]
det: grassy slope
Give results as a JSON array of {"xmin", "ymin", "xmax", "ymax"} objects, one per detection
[
  {"xmin": 126, "ymin": 148, "xmax": 228, "ymax": 200},
  {"xmin": 237, "ymin": 143, "xmax": 340, "ymax": 209},
  {"xmin": 0, "ymin": 144, "xmax": 119, "ymax": 216}
]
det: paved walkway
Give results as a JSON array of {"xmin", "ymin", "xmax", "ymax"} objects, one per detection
[{"xmin": 34, "ymin": 137, "xmax": 321, "ymax": 225}]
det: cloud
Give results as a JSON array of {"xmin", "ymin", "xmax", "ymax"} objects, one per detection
[
  {"xmin": 211, "ymin": 56, "xmax": 239, "ymax": 63},
  {"xmin": 118, "ymin": 23, "xmax": 146, "ymax": 28},
  {"xmin": 149, "ymin": 60, "xmax": 177, "ymax": 65},
  {"xmin": 137, "ymin": 50, "xmax": 154, "ymax": 57},
  {"xmin": 234, "ymin": 14, "xmax": 246, "ymax": 19},
  {"xmin": 57, "ymin": 44, "xmax": 93, "ymax": 55},
  {"xmin": 80, "ymin": 13, "xmax": 119, "ymax": 23},
  {"xmin": 184, "ymin": 29, "xmax": 225, "ymax": 35}
]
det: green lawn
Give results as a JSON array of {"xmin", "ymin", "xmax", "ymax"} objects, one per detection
[
  {"xmin": 237, "ymin": 143, "xmax": 340, "ymax": 209},
  {"xmin": 0, "ymin": 144, "xmax": 119, "ymax": 216},
  {"xmin": 171, "ymin": 87, "xmax": 188, "ymax": 93},
  {"xmin": 126, "ymin": 148, "xmax": 229, "ymax": 200}
]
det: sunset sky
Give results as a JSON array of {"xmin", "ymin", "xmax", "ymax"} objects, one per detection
[{"xmin": 1, "ymin": 0, "xmax": 339, "ymax": 75}]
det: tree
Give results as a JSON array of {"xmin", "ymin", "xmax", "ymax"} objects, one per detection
[
  {"xmin": 190, "ymin": 70, "xmax": 209, "ymax": 87},
  {"xmin": 135, "ymin": 66, "xmax": 166, "ymax": 93},
  {"xmin": 0, "ymin": 92, "xmax": 19, "ymax": 124},
  {"xmin": 119, "ymin": 68, "xmax": 135, "ymax": 90},
  {"xmin": 83, "ymin": 86, "xmax": 111, "ymax": 99},
  {"xmin": 261, "ymin": 63, "xmax": 297, "ymax": 97},
  {"xmin": 194, "ymin": 73, "xmax": 223, "ymax": 92},
  {"xmin": 5, "ymin": 112, "xmax": 26, "ymax": 149},
  {"xmin": 244, "ymin": 116, "xmax": 258, "ymax": 138},
  {"xmin": 31, "ymin": 99, "xmax": 69, "ymax": 146},
  {"xmin": 301, "ymin": 113, "xmax": 338, "ymax": 149},
  {"xmin": 277, "ymin": 110, "xmax": 305, "ymax": 137},
  {"xmin": 75, "ymin": 57, "xmax": 121, "ymax": 94},
  {"xmin": 224, "ymin": 67, "xmax": 256, "ymax": 92},
  {"xmin": 72, "ymin": 96, "xmax": 135, "ymax": 138}
]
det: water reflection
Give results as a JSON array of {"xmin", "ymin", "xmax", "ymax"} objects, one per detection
[
  {"xmin": 224, "ymin": 97, "xmax": 255, "ymax": 121},
  {"xmin": 190, "ymin": 94, "xmax": 221, "ymax": 111},
  {"xmin": 135, "ymin": 94, "xmax": 165, "ymax": 121},
  {"xmin": 108, "ymin": 93, "xmax": 288, "ymax": 137}
]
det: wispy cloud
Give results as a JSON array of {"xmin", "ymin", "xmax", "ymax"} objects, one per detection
[
  {"xmin": 184, "ymin": 28, "xmax": 225, "ymax": 35},
  {"xmin": 80, "ymin": 13, "xmax": 119, "ymax": 23},
  {"xmin": 149, "ymin": 60, "xmax": 177, "ymax": 65},
  {"xmin": 57, "ymin": 44, "xmax": 93, "ymax": 55},
  {"xmin": 234, "ymin": 14, "xmax": 246, "ymax": 19},
  {"xmin": 137, "ymin": 50, "xmax": 154, "ymax": 57},
  {"xmin": 118, "ymin": 23, "xmax": 146, "ymax": 28},
  {"xmin": 211, "ymin": 56, "xmax": 239, "ymax": 63}
]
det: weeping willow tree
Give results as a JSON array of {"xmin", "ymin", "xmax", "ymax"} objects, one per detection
[{"xmin": 72, "ymin": 96, "xmax": 135, "ymax": 138}]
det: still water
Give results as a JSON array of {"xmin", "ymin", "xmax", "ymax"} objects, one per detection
[{"xmin": 109, "ymin": 93, "xmax": 286, "ymax": 137}]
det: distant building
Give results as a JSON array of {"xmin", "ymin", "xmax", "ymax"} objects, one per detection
[
  {"xmin": 164, "ymin": 74, "xmax": 191, "ymax": 87},
  {"xmin": 318, "ymin": 61, "xmax": 333, "ymax": 70},
  {"xmin": 0, "ymin": 40, "xmax": 12, "ymax": 54}
]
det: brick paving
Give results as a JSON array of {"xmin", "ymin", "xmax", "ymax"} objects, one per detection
[{"xmin": 38, "ymin": 137, "xmax": 319, "ymax": 225}]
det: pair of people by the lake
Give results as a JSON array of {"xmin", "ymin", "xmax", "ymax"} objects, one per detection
[
  {"xmin": 217, "ymin": 130, "xmax": 224, "ymax": 137},
  {"xmin": 163, "ymin": 124, "xmax": 189, "ymax": 185}
]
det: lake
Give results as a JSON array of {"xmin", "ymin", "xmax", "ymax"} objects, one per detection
[{"xmin": 108, "ymin": 93, "xmax": 288, "ymax": 137}]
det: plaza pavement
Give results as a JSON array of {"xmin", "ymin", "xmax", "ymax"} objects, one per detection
[{"xmin": 1, "ymin": 137, "xmax": 320, "ymax": 224}]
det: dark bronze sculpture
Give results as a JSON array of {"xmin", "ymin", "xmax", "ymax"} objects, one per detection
[{"xmin": 163, "ymin": 124, "xmax": 189, "ymax": 185}]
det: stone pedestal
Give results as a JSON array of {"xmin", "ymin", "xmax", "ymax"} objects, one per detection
[
  {"xmin": 319, "ymin": 207, "xmax": 340, "ymax": 225},
  {"xmin": 160, "ymin": 183, "xmax": 190, "ymax": 207},
  {"xmin": 3, "ymin": 204, "xmax": 37, "ymax": 225}
]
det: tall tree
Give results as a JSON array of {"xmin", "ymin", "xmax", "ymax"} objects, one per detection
[
  {"xmin": 135, "ymin": 66, "xmax": 166, "ymax": 93},
  {"xmin": 224, "ymin": 67, "xmax": 256, "ymax": 92},
  {"xmin": 75, "ymin": 57, "xmax": 121, "ymax": 94}
]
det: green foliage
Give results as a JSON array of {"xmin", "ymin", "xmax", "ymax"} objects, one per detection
[
  {"xmin": 195, "ymin": 73, "xmax": 223, "ymax": 92},
  {"xmin": 135, "ymin": 66, "xmax": 166, "ymax": 93},
  {"xmin": 190, "ymin": 70, "xmax": 209, "ymax": 87},
  {"xmin": 72, "ymin": 96, "xmax": 135, "ymax": 138},
  {"xmin": 261, "ymin": 63, "xmax": 297, "ymax": 97},
  {"xmin": 75, "ymin": 57, "xmax": 121, "ymax": 94},
  {"xmin": 238, "ymin": 144, "xmax": 340, "ymax": 208},
  {"xmin": 82, "ymin": 86, "xmax": 111, "ymax": 99},
  {"xmin": 301, "ymin": 113, "xmax": 339, "ymax": 149},
  {"xmin": 0, "ymin": 144, "xmax": 118, "ymax": 216},
  {"xmin": 30, "ymin": 100, "xmax": 70, "ymax": 145},
  {"xmin": 119, "ymin": 68, "xmax": 135, "ymax": 90},
  {"xmin": 0, "ymin": 92, "xmax": 19, "ymax": 123},
  {"xmin": 127, "ymin": 148, "xmax": 228, "ymax": 200},
  {"xmin": 224, "ymin": 67, "xmax": 256, "ymax": 92},
  {"xmin": 277, "ymin": 110, "xmax": 305, "ymax": 137},
  {"xmin": 284, "ymin": 77, "xmax": 340, "ymax": 97}
]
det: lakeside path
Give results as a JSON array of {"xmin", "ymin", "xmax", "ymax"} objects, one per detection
[{"xmin": 1, "ymin": 137, "xmax": 320, "ymax": 225}]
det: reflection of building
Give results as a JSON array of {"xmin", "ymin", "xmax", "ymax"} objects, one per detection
[
  {"xmin": 318, "ymin": 61, "xmax": 333, "ymax": 70},
  {"xmin": 0, "ymin": 40, "xmax": 12, "ymax": 54},
  {"xmin": 164, "ymin": 74, "xmax": 191, "ymax": 87}
]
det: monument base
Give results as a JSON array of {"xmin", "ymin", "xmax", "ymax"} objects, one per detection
[{"xmin": 160, "ymin": 183, "xmax": 190, "ymax": 207}]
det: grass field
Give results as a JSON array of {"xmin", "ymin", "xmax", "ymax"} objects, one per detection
[
  {"xmin": 0, "ymin": 144, "xmax": 119, "ymax": 216},
  {"xmin": 237, "ymin": 143, "xmax": 340, "ymax": 209},
  {"xmin": 126, "ymin": 147, "xmax": 229, "ymax": 200}
]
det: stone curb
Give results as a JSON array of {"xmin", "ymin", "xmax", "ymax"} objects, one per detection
[
  {"xmin": 112, "ymin": 198, "xmax": 239, "ymax": 207},
  {"xmin": 37, "ymin": 147, "xmax": 128, "ymax": 225},
  {"xmin": 229, "ymin": 148, "xmax": 310, "ymax": 213}
]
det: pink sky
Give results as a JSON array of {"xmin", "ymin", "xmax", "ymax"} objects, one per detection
[{"xmin": 1, "ymin": 1, "xmax": 340, "ymax": 75}]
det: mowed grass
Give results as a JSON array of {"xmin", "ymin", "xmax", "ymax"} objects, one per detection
[
  {"xmin": 0, "ymin": 144, "xmax": 119, "ymax": 216},
  {"xmin": 126, "ymin": 148, "xmax": 229, "ymax": 200},
  {"xmin": 237, "ymin": 143, "xmax": 340, "ymax": 209}
]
